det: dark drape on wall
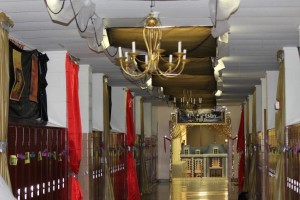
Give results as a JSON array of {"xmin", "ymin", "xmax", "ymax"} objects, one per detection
[
  {"xmin": 8, "ymin": 41, "xmax": 48, "ymax": 122},
  {"xmin": 38, "ymin": 53, "xmax": 49, "ymax": 121}
]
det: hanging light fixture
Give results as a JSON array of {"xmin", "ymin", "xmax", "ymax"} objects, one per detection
[
  {"xmin": 115, "ymin": 2, "xmax": 189, "ymax": 78},
  {"xmin": 173, "ymin": 90, "xmax": 203, "ymax": 110}
]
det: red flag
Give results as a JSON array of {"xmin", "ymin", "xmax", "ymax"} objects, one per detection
[
  {"xmin": 66, "ymin": 53, "xmax": 83, "ymax": 199},
  {"xmin": 126, "ymin": 90, "xmax": 135, "ymax": 147},
  {"xmin": 71, "ymin": 177, "xmax": 83, "ymax": 200},
  {"xmin": 238, "ymin": 153, "xmax": 245, "ymax": 192},
  {"xmin": 236, "ymin": 106, "xmax": 245, "ymax": 192},
  {"xmin": 126, "ymin": 90, "xmax": 141, "ymax": 200},
  {"xmin": 237, "ymin": 107, "xmax": 245, "ymax": 153}
]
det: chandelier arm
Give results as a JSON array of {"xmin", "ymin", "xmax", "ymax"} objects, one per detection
[
  {"xmin": 120, "ymin": 64, "xmax": 148, "ymax": 78},
  {"xmin": 170, "ymin": 62, "xmax": 186, "ymax": 76},
  {"xmin": 158, "ymin": 61, "xmax": 187, "ymax": 78},
  {"xmin": 156, "ymin": 57, "xmax": 186, "ymax": 76},
  {"xmin": 117, "ymin": 58, "xmax": 149, "ymax": 78},
  {"xmin": 133, "ymin": 57, "xmax": 148, "ymax": 65}
]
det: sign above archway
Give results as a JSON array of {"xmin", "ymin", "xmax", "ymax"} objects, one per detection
[{"xmin": 177, "ymin": 108, "xmax": 225, "ymax": 124}]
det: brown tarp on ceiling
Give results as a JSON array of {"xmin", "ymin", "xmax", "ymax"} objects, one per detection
[
  {"xmin": 107, "ymin": 26, "xmax": 216, "ymax": 58},
  {"xmin": 107, "ymin": 26, "xmax": 217, "ymax": 108}
]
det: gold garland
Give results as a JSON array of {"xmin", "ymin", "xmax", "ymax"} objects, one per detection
[{"xmin": 170, "ymin": 122, "xmax": 232, "ymax": 140}]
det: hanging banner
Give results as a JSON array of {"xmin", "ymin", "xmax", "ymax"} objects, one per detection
[
  {"xmin": 177, "ymin": 108, "xmax": 225, "ymax": 123},
  {"xmin": 9, "ymin": 41, "xmax": 49, "ymax": 121}
]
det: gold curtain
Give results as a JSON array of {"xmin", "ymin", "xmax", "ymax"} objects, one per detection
[
  {"xmin": 274, "ymin": 60, "xmax": 285, "ymax": 200},
  {"xmin": 252, "ymin": 89, "xmax": 257, "ymax": 134},
  {"xmin": 246, "ymin": 99, "xmax": 249, "ymax": 135},
  {"xmin": 248, "ymin": 89, "xmax": 257, "ymax": 200},
  {"xmin": 244, "ymin": 99, "xmax": 250, "ymax": 191},
  {"xmin": 103, "ymin": 76, "xmax": 115, "ymax": 200},
  {"xmin": 0, "ymin": 12, "xmax": 13, "ymax": 188},
  {"xmin": 140, "ymin": 98, "xmax": 152, "ymax": 194}
]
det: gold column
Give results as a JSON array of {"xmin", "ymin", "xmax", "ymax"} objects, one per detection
[
  {"xmin": 103, "ymin": 76, "xmax": 115, "ymax": 200},
  {"xmin": 140, "ymin": 97, "xmax": 152, "ymax": 194},
  {"xmin": 274, "ymin": 58, "xmax": 285, "ymax": 200},
  {"xmin": 0, "ymin": 12, "xmax": 14, "ymax": 188}
]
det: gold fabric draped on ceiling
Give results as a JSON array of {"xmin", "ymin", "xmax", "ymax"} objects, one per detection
[
  {"xmin": 103, "ymin": 76, "xmax": 115, "ymax": 200},
  {"xmin": 107, "ymin": 26, "xmax": 217, "ymax": 108},
  {"xmin": 0, "ymin": 12, "xmax": 13, "ymax": 189},
  {"xmin": 274, "ymin": 58, "xmax": 285, "ymax": 200}
]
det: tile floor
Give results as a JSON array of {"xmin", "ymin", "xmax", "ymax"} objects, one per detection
[{"xmin": 142, "ymin": 177, "xmax": 239, "ymax": 200}]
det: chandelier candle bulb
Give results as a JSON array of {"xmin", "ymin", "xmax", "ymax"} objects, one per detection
[
  {"xmin": 125, "ymin": 52, "xmax": 128, "ymax": 61},
  {"xmin": 145, "ymin": 55, "xmax": 148, "ymax": 64},
  {"xmin": 132, "ymin": 41, "xmax": 136, "ymax": 52},
  {"xmin": 118, "ymin": 47, "xmax": 122, "ymax": 57},
  {"xmin": 169, "ymin": 54, "xmax": 173, "ymax": 63},
  {"xmin": 178, "ymin": 41, "xmax": 182, "ymax": 53},
  {"xmin": 199, "ymin": 98, "xmax": 202, "ymax": 104},
  {"xmin": 183, "ymin": 49, "xmax": 187, "ymax": 60},
  {"xmin": 174, "ymin": 97, "xmax": 176, "ymax": 103}
]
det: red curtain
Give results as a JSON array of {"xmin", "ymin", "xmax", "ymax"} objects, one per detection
[
  {"xmin": 237, "ymin": 107, "xmax": 245, "ymax": 192},
  {"xmin": 237, "ymin": 107, "xmax": 245, "ymax": 153},
  {"xmin": 66, "ymin": 53, "xmax": 83, "ymax": 200},
  {"xmin": 126, "ymin": 90, "xmax": 140, "ymax": 200}
]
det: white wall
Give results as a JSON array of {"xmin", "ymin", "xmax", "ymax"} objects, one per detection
[
  {"xmin": 154, "ymin": 104, "xmax": 173, "ymax": 180},
  {"xmin": 92, "ymin": 73, "xmax": 104, "ymax": 131},
  {"xmin": 255, "ymin": 84, "xmax": 262, "ymax": 132},
  {"xmin": 134, "ymin": 96, "xmax": 142, "ymax": 135},
  {"xmin": 110, "ymin": 87, "xmax": 126, "ymax": 133},
  {"xmin": 152, "ymin": 106, "xmax": 158, "ymax": 136},
  {"xmin": 261, "ymin": 78, "xmax": 267, "ymax": 132},
  {"xmin": 46, "ymin": 51, "xmax": 67, "ymax": 127},
  {"xmin": 227, "ymin": 105, "xmax": 242, "ymax": 139},
  {"xmin": 248, "ymin": 95, "xmax": 253, "ymax": 133},
  {"xmin": 79, "ymin": 64, "xmax": 92, "ymax": 133},
  {"xmin": 144, "ymin": 102, "xmax": 152, "ymax": 136},
  {"xmin": 266, "ymin": 71, "xmax": 279, "ymax": 129},
  {"xmin": 283, "ymin": 47, "xmax": 300, "ymax": 125}
]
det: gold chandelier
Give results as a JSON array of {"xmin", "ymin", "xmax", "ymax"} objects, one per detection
[
  {"xmin": 174, "ymin": 90, "xmax": 203, "ymax": 110},
  {"xmin": 116, "ymin": 11, "xmax": 189, "ymax": 78}
]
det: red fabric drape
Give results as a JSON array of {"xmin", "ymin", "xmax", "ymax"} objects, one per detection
[
  {"xmin": 238, "ymin": 152, "xmax": 245, "ymax": 192},
  {"xmin": 237, "ymin": 107, "xmax": 245, "ymax": 153},
  {"xmin": 71, "ymin": 176, "xmax": 83, "ymax": 200},
  {"xmin": 126, "ymin": 90, "xmax": 135, "ymax": 147},
  {"xmin": 126, "ymin": 90, "xmax": 140, "ymax": 200},
  {"xmin": 236, "ymin": 107, "xmax": 245, "ymax": 192},
  {"xmin": 66, "ymin": 53, "xmax": 83, "ymax": 200}
]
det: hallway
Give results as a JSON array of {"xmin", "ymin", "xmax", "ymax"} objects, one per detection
[{"xmin": 142, "ymin": 178, "xmax": 239, "ymax": 200}]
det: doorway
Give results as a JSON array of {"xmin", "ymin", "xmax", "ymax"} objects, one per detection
[{"xmin": 170, "ymin": 123, "xmax": 233, "ymax": 179}]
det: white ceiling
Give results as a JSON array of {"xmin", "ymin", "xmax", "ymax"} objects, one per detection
[{"xmin": 1, "ymin": 0, "xmax": 300, "ymax": 105}]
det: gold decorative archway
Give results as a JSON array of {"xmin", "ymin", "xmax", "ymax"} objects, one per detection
[{"xmin": 170, "ymin": 115, "xmax": 233, "ymax": 140}]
